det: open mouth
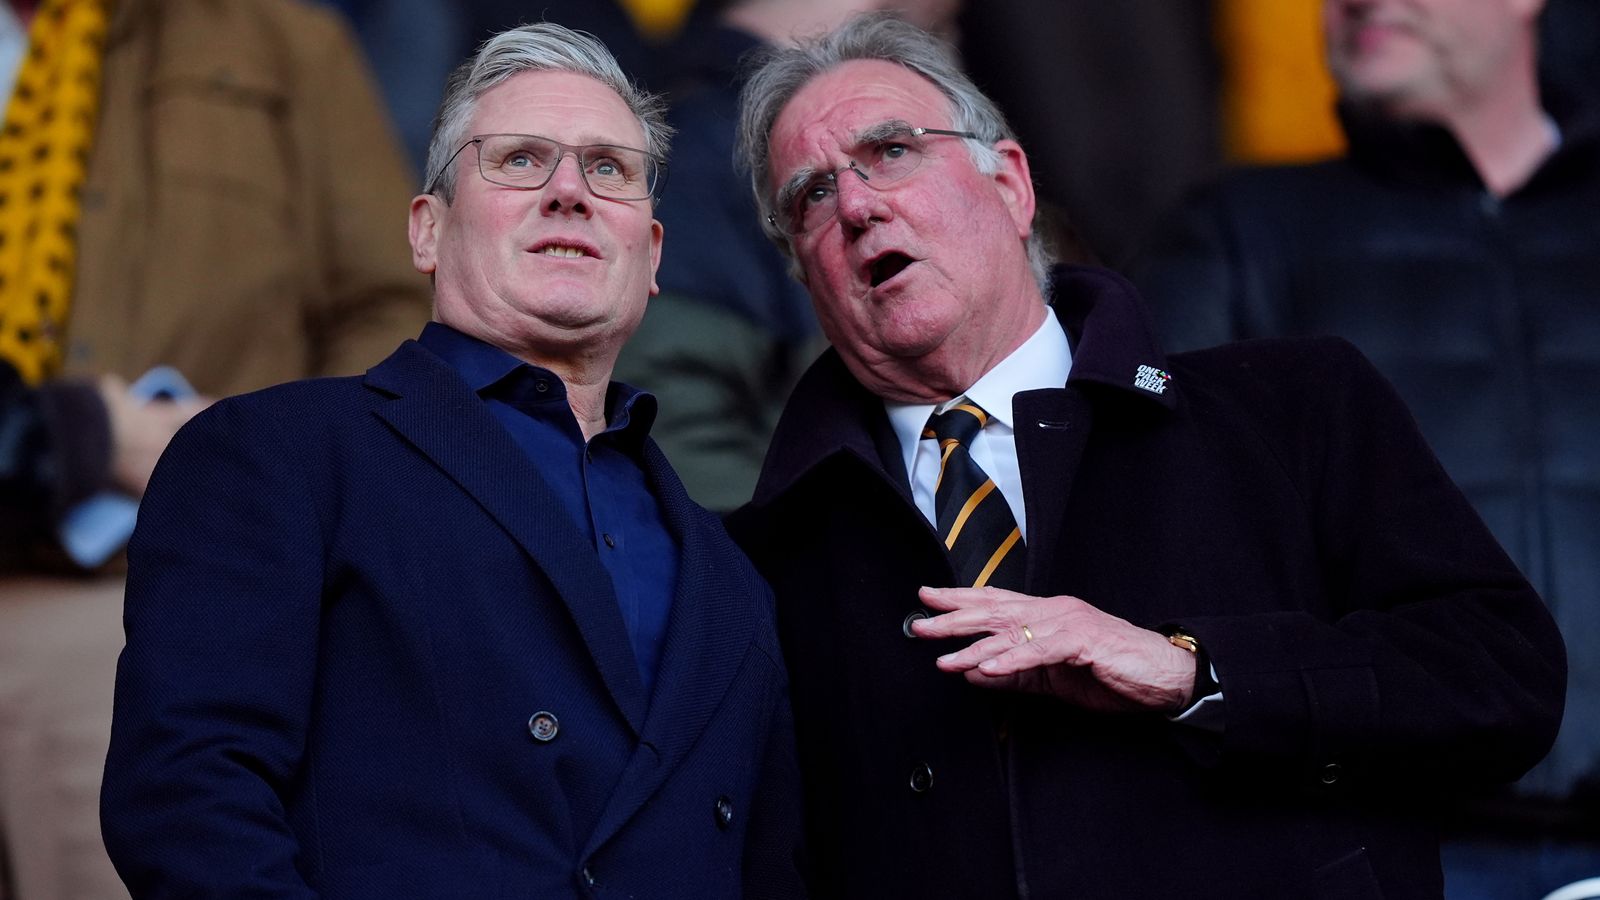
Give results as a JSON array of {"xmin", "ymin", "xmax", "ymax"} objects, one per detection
[{"xmin": 868, "ymin": 252, "xmax": 914, "ymax": 287}]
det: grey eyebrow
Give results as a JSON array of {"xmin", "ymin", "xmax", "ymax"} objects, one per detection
[
  {"xmin": 774, "ymin": 165, "xmax": 820, "ymax": 214},
  {"xmin": 853, "ymin": 119, "xmax": 917, "ymax": 146}
]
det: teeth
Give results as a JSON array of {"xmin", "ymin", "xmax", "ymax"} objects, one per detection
[{"xmin": 539, "ymin": 245, "xmax": 587, "ymax": 258}]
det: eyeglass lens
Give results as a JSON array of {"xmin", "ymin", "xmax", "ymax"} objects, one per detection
[
  {"xmin": 782, "ymin": 128, "xmax": 978, "ymax": 234},
  {"xmin": 477, "ymin": 134, "xmax": 656, "ymax": 200}
]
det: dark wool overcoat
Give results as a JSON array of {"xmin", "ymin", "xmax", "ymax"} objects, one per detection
[{"xmin": 732, "ymin": 266, "xmax": 1566, "ymax": 900}]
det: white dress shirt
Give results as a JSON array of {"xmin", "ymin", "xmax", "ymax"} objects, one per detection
[{"xmin": 886, "ymin": 313, "xmax": 1072, "ymax": 539}]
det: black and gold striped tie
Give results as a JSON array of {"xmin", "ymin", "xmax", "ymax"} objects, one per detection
[{"xmin": 924, "ymin": 401, "xmax": 1026, "ymax": 589}]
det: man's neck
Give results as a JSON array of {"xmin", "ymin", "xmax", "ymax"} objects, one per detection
[
  {"xmin": 1383, "ymin": 47, "xmax": 1557, "ymax": 196},
  {"xmin": 1440, "ymin": 76, "xmax": 1556, "ymax": 197},
  {"xmin": 527, "ymin": 355, "xmax": 614, "ymax": 443}
]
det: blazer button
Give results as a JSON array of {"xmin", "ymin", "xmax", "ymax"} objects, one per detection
[
  {"xmin": 528, "ymin": 711, "xmax": 560, "ymax": 742},
  {"xmin": 902, "ymin": 610, "xmax": 927, "ymax": 638},
  {"xmin": 909, "ymin": 761, "xmax": 934, "ymax": 793},
  {"xmin": 713, "ymin": 795, "xmax": 735, "ymax": 830},
  {"xmin": 1319, "ymin": 763, "xmax": 1342, "ymax": 785}
]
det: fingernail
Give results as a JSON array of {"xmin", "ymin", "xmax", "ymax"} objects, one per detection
[
  {"xmin": 937, "ymin": 653, "xmax": 954, "ymax": 664},
  {"xmin": 978, "ymin": 659, "xmax": 998, "ymax": 672}
]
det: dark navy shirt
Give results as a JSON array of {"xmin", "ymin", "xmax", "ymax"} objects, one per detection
[{"xmin": 418, "ymin": 322, "xmax": 680, "ymax": 692}]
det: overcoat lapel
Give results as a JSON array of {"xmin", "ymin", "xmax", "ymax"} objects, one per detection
[
  {"xmin": 583, "ymin": 439, "xmax": 757, "ymax": 857},
  {"xmin": 1013, "ymin": 388, "xmax": 1093, "ymax": 591},
  {"xmin": 364, "ymin": 342, "xmax": 648, "ymax": 733},
  {"xmin": 1015, "ymin": 269, "xmax": 1178, "ymax": 588}
]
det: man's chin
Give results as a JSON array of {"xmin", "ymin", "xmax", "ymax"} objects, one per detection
[
  {"xmin": 512, "ymin": 292, "xmax": 616, "ymax": 332},
  {"xmin": 841, "ymin": 340, "xmax": 969, "ymax": 404},
  {"xmin": 1335, "ymin": 54, "xmax": 1440, "ymax": 110}
]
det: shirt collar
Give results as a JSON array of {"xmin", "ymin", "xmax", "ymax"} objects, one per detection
[
  {"xmin": 418, "ymin": 321, "xmax": 528, "ymax": 391},
  {"xmin": 417, "ymin": 321, "xmax": 658, "ymax": 445},
  {"xmin": 884, "ymin": 312, "xmax": 1073, "ymax": 475}
]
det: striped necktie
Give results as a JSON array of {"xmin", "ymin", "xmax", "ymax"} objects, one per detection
[{"xmin": 924, "ymin": 401, "xmax": 1026, "ymax": 590}]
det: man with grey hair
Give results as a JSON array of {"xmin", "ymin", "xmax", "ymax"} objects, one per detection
[
  {"xmin": 729, "ymin": 13, "xmax": 1563, "ymax": 898},
  {"xmin": 100, "ymin": 22, "xmax": 801, "ymax": 898}
]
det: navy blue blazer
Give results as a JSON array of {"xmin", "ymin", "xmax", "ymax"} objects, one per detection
[{"xmin": 101, "ymin": 340, "xmax": 802, "ymax": 898}]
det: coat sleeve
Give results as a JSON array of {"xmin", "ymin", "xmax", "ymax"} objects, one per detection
[
  {"xmin": 0, "ymin": 364, "xmax": 60, "ymax": 555},
  {"xmin": 100, "ymin": 396, "xmax": 322, "ymax": 898},
  {"xmin": 1128, "ymin": 185, "xmax": 1245, "ymax": 354},
  {"xmin": 287, "ymin": 3, "xmax": 431, "ymax": 378},
  {"xmin": 1130, "ymin": 177, "xmax": 1292, "ymax": 354},
  {"xmin": 1173, "ymin": 339, "xmax": 1567, "ymax": 792},
  {"xmin": 0, "ymin": 362, "xmax": 114, "ymax": 568}
]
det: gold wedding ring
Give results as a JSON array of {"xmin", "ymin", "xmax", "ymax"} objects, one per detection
[{"xmin": 1021, "ymin": 624, "xmax": 1034, "ymax": 643}]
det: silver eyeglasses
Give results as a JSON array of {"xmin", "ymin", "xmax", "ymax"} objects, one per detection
[
  {"xmin": 768, "ymin": 125, "xmax": 980, "ymax": 235},
  {"xmin": 428, "ymin": 133, "xmax": 666, "ymax": 201}
]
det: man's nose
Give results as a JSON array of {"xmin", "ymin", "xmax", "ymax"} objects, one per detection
[
  {"xmin": 832, "ymin": 164, "xmax": 886, "ymax": 230},
  {"xmin": 541, "ymin": 151, "xmax": 593, "ymax": 215}
]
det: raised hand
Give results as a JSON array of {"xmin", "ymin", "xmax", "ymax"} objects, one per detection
[{"xmin": 911, "ymin": 586, "xmax": 1195, "ymax": 714}]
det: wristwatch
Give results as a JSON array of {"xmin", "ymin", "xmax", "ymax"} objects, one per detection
[{"xmin": 1164, "ymin": 627, "xmax": 1220, "ymax": 712}]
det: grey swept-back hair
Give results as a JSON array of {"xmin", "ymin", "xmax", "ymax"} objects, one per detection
[
  {"xmin": 424, "ymin": 22, "xmax": 673, "ymax": 205},
  {"xmin": 735, "ymin": 12, "xmax": 1055, "ymax": 296}
]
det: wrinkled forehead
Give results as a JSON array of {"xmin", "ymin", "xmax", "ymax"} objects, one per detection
[{"xmin": 767, "ymin": 60, "xmax": 953, "ymax": 183}]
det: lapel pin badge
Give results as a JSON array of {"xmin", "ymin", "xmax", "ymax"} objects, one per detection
[{"xmin": 1133, "ymin": 364, "xmax": 1172, "ymax": 395}]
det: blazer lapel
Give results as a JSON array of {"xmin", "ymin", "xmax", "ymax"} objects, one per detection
[
  {"xmin": 365, "ymin": 342, "xmax": 648, "ymax": 733},
  {"xmin": 583, "ymin": 439, "xmax": 757, "ymax": 858}
]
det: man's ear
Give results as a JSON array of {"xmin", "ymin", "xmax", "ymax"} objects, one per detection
[
  {"xmin": 409, "ymin": 194, "xmax": 443, "ymax": 275},
  {"xmin": 648, "ymin": 218, "xmax": 665, "ymax": 296},
  {"xmin": 988, "ymin": 139, "xmax": 1037, "ymax": 241}
]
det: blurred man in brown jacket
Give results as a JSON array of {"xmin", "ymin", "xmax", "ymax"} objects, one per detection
[{"xmin": 0, "ymin": 1, "xmax": 429, "ymax": 896}]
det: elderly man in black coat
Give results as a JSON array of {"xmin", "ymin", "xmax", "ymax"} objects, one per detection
[{"xmin": 728, "ymin": 14, "xmax": 1566, "ymax": 899}]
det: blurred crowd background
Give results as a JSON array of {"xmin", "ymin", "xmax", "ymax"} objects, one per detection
[
  {"xmin": 1, "ymin": 0, "xmax": 1596, "ymax": 897},
  {"xmin": 329, "ymin": 0, "xmax": 1600, "ymax": 262}
]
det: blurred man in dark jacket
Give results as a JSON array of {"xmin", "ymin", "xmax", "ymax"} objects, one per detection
[{"xmin": 1135, "ymin": 0, "xmax": 1600, "ymax": 895}]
